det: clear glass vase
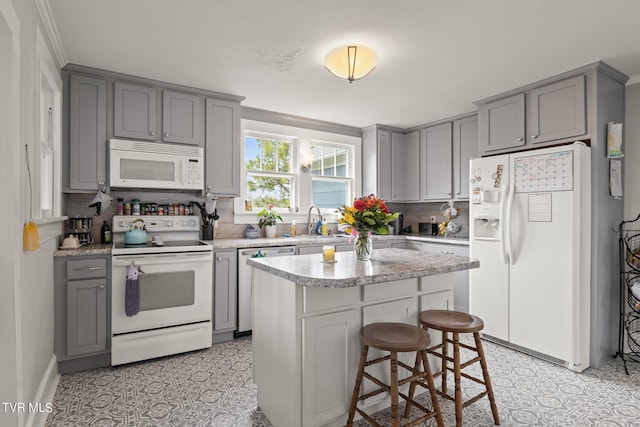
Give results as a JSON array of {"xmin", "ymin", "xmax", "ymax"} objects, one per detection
[{"xmin": 354, "ymin": 235, "xmax": 373, "ymax": 261}]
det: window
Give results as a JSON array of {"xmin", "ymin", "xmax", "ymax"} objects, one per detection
[
  {"xmin": 237, "ymin": 120, "xmax": 361, "ymax": 223},
  {"xmin": 244, "ymin": 135, "xmax": 294, "ymax": 209},
  {"xmin": 310, "ymin": 144, "xmax": 350, "ymax": 208}
]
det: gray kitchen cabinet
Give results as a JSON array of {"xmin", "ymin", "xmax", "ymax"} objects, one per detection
[
  {"xmin": 162, "ymin": 90, "xmax": 202, "ymax": 145},
  {"xmin": 114, "ymin": 83, "xmax": 202, "ymax": 146},
  {"xmin": 67, "ymin": 74, "xmax": 107, "ymax": 191},
  {"xmin": 478, "ymin": 93, "xmax": 526, "ymax": 154},
  {"xmin": 205, "ymin": 97, "xmax": 241, "ymax": 196},
  {"xmin": 54, "ymin": 255, "xmax": 110, "ymax": 373},
  {"xmin": 391, "ymin": 131, "xmax": 419, "ymax": 202},
  {"xmin": 213, "ymin": 250, "xmax": 237, "ymax": 333},
  {"xmin": 362, "ymin": 126, "xmax": 393, "ymax": 200},
  {"xmin": 420, "ymin": 122, "xmax": 453, "ymax": 201},
  {"xmin": 527, "ymin": 75, "xmax": 586, "ymax": 145},
  {"xmin": 114, "ymin": 81, "xmax": 157, "ymax": 141},
  {"xmin": 452, "ymin": 115, "xmax": 478, "ymax": 200},
  {"xmin": 478, "ymin": 75, "xmax": 587, "ymax": 156}
]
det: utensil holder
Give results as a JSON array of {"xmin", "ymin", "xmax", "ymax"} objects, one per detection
[{"xmin": 202, "ymin": 225, "xmax": 214, "ymax": 241}]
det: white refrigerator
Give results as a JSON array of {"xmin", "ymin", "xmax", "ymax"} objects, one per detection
[{"xmin": 469, "ymin": 143, "xmax": 591, "ymax": 372}]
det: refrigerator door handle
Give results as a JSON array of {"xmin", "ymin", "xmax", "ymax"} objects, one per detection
[
  {"xmin": 506, "ymin": 181, "xmax": 516, "ymax": 265},
  {"xmin": 499, "ymin": 184, "xmax": 509, "ymax": 264}
]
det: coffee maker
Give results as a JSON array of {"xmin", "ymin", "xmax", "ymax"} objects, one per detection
[{"xmin": 390, "ymin": 212, "xmax": 404, "ymax": 235}]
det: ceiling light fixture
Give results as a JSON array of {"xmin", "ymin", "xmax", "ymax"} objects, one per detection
[{"xmin": 324, "ymin": 45, "xmax": 377, "ymax": 83}]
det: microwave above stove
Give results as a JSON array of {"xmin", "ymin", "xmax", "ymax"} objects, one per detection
[{"xmin": 109, "ymin": 139, "xmax": 204, "ymax": 191}]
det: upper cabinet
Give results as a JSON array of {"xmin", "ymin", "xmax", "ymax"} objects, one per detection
[
  {"xmin": 477, "ymin": 75, "xmax": 586, "ymax": 156},
  {"xmin": 391, "ymin": 131, "xmax": 419, "ymax": 202},
  {"xmin": 478, "ymin": 93, "xmax": 525, "ymax": 154},
  {"xmin": 362, "ymin": 126, "xmax": 397, "ymax": 201},
  {"xmin": 204, "ymin": 97, "xmax": 241, "ymax": 196},
  {"xmin": 420, "ymin": 122, "xmax": 453, "ymax": 201},
  {"xmin": 162, "ymin": 90, "xmax": 202, "ymax": 145},
  {"xmin": 527, "ymin": 75, "xmax": 586, "ymax": 145},
  {"xmin": 62, "ymin": 64, "xmax": 243, "ymax": 193},
  {"xmin": 66, "ymin": 74, "xmax": 107, "ymax": 192},
  {"xmin": 114, "ymin": 82, "xmax": 156, "ymax": 141},
  {"xmin": 114, "ymin": 82, "xmax": 203, "ymax": 146},
  {"xmin": 452, "ymin": 115, "xmax": 478, "ymax": 200}
]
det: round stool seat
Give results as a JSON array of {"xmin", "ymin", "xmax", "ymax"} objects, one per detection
[
  {"xmin": 419, "ymin": 310, "xmax": 484, "ymax": 334},
  {"xmin": 360, "ymin": 322, "xmax": 431, "ymax": 352}
]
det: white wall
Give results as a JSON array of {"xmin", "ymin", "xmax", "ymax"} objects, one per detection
[
  {"xmin": 1, "ymin": 1, "xmax": 63, "ymax": 426},
  {"xmin": 625, "ymin": 82, "xmax": 640, "ymax": 218}
]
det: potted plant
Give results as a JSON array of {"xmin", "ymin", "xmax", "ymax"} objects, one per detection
[{"xmin": 257, "ymin": 204, "xmax": 283, "ymax": 238}]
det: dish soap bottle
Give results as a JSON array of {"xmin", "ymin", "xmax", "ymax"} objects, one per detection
[
  {"xmin": 101, "ymin": 220, "xmax": 112, "ymax": 244},
  {"xmin": 290, "ymin": 221, "xmax": 297, "ymax": 237},
  {"xmin": 321, "ymin": 218, "xmax": 328, "ymax": 236}
]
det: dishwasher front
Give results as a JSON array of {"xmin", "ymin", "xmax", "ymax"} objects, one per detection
[{"xmin": 236, "ymin": 246, "xmax": 297, "ymax": 334}]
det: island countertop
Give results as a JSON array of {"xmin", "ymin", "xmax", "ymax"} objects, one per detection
[{"xmin": 247, "ymin": 247, "xmax": 478, "ymax": 288}]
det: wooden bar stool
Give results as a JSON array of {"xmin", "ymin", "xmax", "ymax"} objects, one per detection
[
  {"xmin": 407, "ymin": 310, "xmax": 500, "ymax": 427},
  {"xmin": 346, "ymin": 322, "xmax": 444, "ymax": 427}
]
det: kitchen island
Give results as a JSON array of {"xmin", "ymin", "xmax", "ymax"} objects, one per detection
[{"xmin": 247, "ymin": 248, "xmax": 478, "ymax": 427}]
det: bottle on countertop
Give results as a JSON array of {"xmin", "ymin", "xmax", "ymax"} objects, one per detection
[
  {"xmin": 290, "ymin": 221, "xmax": 297, "ymax": 237},
  {"xmin": 101, "ymin": 220, "xmax": 112, "ymax": 244},
  {"xmin": 321, "ymin": 218, "xmax": 328, "ymax": 236},
  {"xmin": 117, "ymin": 198, "xmax": 124, "ymax": 215}
]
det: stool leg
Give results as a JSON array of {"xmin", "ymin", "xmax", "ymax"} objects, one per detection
[
  {"xmin": 474, "ymin": 332, "xmax": 500, "ymax": 425},
  {"xmin": 390, "ymin": 351, "xmax": 400, "ymax": 427},
  {"xmin": 403, "ymin": 352, "xmax": 421, "ymax": 418},
  {"xmin": 347, "ymin": 344, "xmax": 369, "ymax": 426},
  {"xmin": 453, "ymin": 332, "xmax": 463, "ymax": 427},
  {"xmin": 419, "ymin": 349, "xmax": 444, "ymax": 427},
  {"xmin": 441, "ymin": 330, "xmax": 448, "ymax": 395}
]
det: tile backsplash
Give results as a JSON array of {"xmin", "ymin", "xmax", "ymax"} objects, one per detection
[{"xmin": 64, "ymin": 193, "xmax": 469, "ymax": 242}]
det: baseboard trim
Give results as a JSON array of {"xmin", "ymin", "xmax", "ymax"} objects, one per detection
[{"xmin": 26, "ymin": 355, "xmax": 59, "ymax": 427}]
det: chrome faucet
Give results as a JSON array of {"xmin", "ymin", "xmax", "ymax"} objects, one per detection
[{"xmin": 307, "ymin": 205, "xmax": 321, "ymax": 234}]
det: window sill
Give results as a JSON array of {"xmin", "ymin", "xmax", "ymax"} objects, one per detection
[{"xmin": 33, "ymin": 216, "xmax": 67, "ymax": 244}]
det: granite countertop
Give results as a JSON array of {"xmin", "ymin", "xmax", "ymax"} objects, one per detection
[
  {"xmin": 247, "ymin": 247, "xmax": 478, "ymax": 288},
  {"xmin": 209, "ymin": 233, "xmax": 469, "ymax": 249},
  {"xmin": 52, "ymin": 233, "xmax": 469, "ymax": 257},
  {"xmin": 53, "ymin": 243, "xmax": 112, "ymax": 257}
]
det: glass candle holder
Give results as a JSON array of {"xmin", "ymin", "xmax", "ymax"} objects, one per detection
[{"xmin": 323, "ymin": 245, "xmax": 336, "ymax": 262}]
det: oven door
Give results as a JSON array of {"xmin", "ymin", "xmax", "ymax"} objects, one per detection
[{"xmin": 111, "ymin": 252, "xmax": 213, "ymax": 334}]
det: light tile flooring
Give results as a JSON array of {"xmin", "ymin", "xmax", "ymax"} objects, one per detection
[{"xmin": 46, "ymin": 336, "xmax": 640, "ymax": 426}]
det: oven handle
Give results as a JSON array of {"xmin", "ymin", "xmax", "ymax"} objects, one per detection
[{"xmin": 112, "ymin": 252, "xmax": 213, "ymax": 266}]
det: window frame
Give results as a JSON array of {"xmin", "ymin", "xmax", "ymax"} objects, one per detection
[{"xmin": 234, "ymin": 120, "xmax": 362, "ymax": 225}]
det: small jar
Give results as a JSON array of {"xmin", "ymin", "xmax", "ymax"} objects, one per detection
[
  {"xmin": 117, "ymin": 198, "xmax": 124, "ymax": 215},
  {"xmin": 124, "ymin": 202, "xmax": 132, "ymax": 216},
  {"xmin": 132, "ymin": 199, "xmax": 141, "ymax": 216}
]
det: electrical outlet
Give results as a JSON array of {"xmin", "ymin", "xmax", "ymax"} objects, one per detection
[
  {"xmin": 213, "ymin": 219, "xmax": 219, "ymax": 229},
  {"xmin": 430, "ymin": 216, "xmax": 437, "ymax": 223}
]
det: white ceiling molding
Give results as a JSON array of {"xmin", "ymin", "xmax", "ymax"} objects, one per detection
[{"xmin": 35, "ymin": 0, "xmax": 67, "ymax": 68}]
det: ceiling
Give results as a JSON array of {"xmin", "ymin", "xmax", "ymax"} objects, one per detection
[{"xmin": 48, "ymin": 0, "xmax": 640, "ymax": 129}]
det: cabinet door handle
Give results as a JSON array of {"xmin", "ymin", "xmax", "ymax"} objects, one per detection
[
  {"xmin": 442, "ymin": 251, "xmax": 454, "ymax": 254},
  {"xmin": 448, "ymin": 192, "xmax": 452, "ymax": 196},
  {"xmin": 149, "ymin": 130, "xmax": 155, "ymax": 136},
  {"xmin": 98, "ymin": 285, "xmax": 105, "ymax": 289},
  {"xmin": 531, "ymin": 134, "xmax": 538, "ymax": 139},
  {"xmin": 164, "ymin": 132, "xmax": 170, "ymax": 137},
  {"xmin": 76, "ymin": 266, "xmax": 101, "ymax": 272},
  {"xmin": 455, "ymin": 192, "xmax": 461, "ymax": 195},
  {"xmin": 216, "ymin": 257, "xmax": 223, "ymax": 261},
  {"xmin": 516, "ymin": 137, "xmax": 524, "ymax": 142}
]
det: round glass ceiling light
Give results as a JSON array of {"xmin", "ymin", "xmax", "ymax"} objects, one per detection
[{"xmin": 324, "ymin": 45, "xmax": 377, "ymax": 83}]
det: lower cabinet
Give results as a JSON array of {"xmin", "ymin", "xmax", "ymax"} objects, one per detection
[
  {"xmin": 213, "ymin": 250, "xmax": 237, "ymax": 338},
  {"xmin": 392, "ymin": 241, "xmax": 469, "ymax": 312},
  {"xmin": 54, "ymin": 255, "xmax": 111, "ymax": 373},
  {"xmin": 302, "ymin": 309, "xmax": 359, "ymax": 426}
]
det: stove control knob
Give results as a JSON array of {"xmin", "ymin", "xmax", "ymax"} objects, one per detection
[
  {"xmin": 165, "ymin": 220, "xmax": 173, "ymax": 227},
  {"xmin": 119, "ymin": 220, "xmax": 127, "ymax": 228},
  {"xmin": 188, "ymin": 220, "xmax": 197, "ymax": 227}
]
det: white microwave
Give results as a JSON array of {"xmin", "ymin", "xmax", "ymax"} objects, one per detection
[{"xmin": 109, "ymin": 139, "xmax": 204, "ymax": 191}]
